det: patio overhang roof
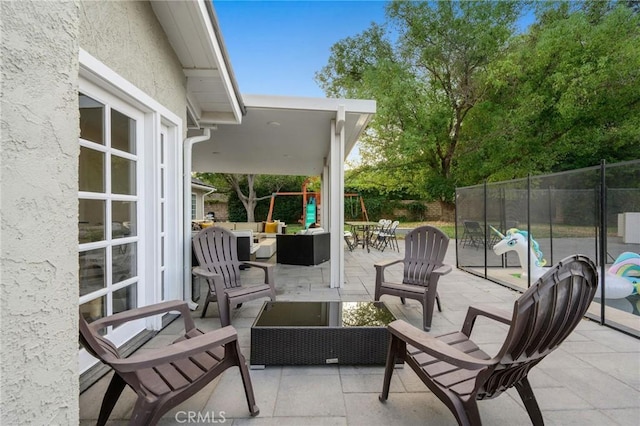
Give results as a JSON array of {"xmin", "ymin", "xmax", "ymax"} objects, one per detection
[{"xmin": 190, "ymin": 94, "xmax": 376, "ymax": 176}]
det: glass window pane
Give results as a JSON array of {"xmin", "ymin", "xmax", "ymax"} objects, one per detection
[
  {"xmin": 112, "ymin": 201, "xmax": 136, "ymax": 239},
  {"xmin": 161, "ymin": 271, "xmax": 165, "ymax": 300},
  {"xmin": 79, "ymin": 94, "xmax": 104, "ymax": 145},
  {"xmin": 161, "ymin": 236, "xmax": 165, "ymax": 266},
  {"xmin": 79, "ymin": 248, "xmax": 106, "ymax": 297},
  {"xmin": 160, "ymin": 168, "xmax": 165, "ymax": 198},
  {"xmin": 111, "ymin": 108, "xmax": 136, "ymax": 154},
  {"xmin": 160, "ymin": 204, "xmax": 165, "ymax": 232},
  {"xmin": 80, "ymin": 296, "xmax": 106, "ymax": 325},
  {"xmin": 113, "ymin": 283, "xmax": 137, "ymax": 317},
  {"xmin": 79, "ymin": 199, "xmax": 105, "ymax": 244},
  {"xmin": 112, "ymin": 243, "xmax": 137, "ymax": 284},
  {"xmin": 79, "ymin": 147, "xmax": 105, "ymax": 193},
  {"xmin": 111, "ymin": 155, "xmax": 136, "ymax": 195},
  {"xmin": 160, "ymin": 133, "xmax": 165, "ymax": 163}
]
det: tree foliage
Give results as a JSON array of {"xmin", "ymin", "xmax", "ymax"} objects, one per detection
[
  {"xmin": 196, "ymin": 173, "xmax": 308, "ymax": 223},
  {"xmin": 458, "ymin": 2, "xmax": 640, "ymax": 182},
  {"xmin": 317, "ymin": 0, "xmax": 522, "ymax": 202},
  {"xmin": 318, "ymin": 0, "xmax": 640, "ymax": 201}
]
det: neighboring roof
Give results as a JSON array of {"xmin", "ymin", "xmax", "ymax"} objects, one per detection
[
  {"xmin": 191, "ymin": 177, "xmax": 216, "ymax": 192},
  {"xmin": 191, "ymin": 94, "xmax": 376, "ymax": 176},
  {"xmin": 150, "ymin": 0, "xmax": 245, "ymax": 126}
]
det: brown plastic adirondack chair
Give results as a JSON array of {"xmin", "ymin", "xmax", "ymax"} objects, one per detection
[
  {"xmin": 379, "ymin": 254, "xmax": 598, "ymax": 426},
  {"xmin": 79, "ymin": 300, "xmax": 259, "ymax": 426},
  {"xmin": 374, "ymin": 225, "xmax": 452, "ymax": 331},
  {"xmin": 192, "ymin": 226, "xmax": 276, "ymax": 326}
]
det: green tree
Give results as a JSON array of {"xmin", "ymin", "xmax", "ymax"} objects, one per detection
[
  {"xmin": 196, "ymin": 173, "xmax": 309, "ymax": 223},
  {"xmin": 317, "ymin": 0, "xmax": 523, "ymax": 203},
  {"xmin": 457, "ymin": 2, "xmax": 640, "ymax": 182}
]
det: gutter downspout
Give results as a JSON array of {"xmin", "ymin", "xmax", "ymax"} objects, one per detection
[{"xmin": 183, "ymin": 128, "xmax": 211, "ymax": 310}]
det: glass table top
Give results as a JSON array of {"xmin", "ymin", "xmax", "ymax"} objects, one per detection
[{"xmin": 253, "ymin": 301, "xmax": 396, "ymax": 328}]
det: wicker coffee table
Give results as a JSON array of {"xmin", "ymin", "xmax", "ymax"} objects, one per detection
[{"xmin": 250, "ymin": 301, "xmax": 396, "ymax": 366}]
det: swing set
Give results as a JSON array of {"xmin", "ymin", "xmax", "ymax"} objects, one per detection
[{"xmin": 266, "ymin": 188, "xmax": 369, "ymax": 224}]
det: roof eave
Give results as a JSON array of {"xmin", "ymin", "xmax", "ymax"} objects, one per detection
[{"xmin": 151, "ymin": 0, "xmax": 245, "ymax": 126}]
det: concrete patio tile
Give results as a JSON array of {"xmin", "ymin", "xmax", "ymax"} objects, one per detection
[
  {"xmin": 274, "ymin": 374, "xmax": 346, "ymax": 417},
  {"xmin": 277, "ymin": 282, "xmax": 311, "ymax": 293},
  {"xmin": 345, "ymin": 392, "xmax": 457, "ymax": 425},
  {"xmin": 531, "ymin": 386, "xmax": 593, "ymax": 410},
  {"xmin": 138, "ymin": 333, "xmax": 181, "ymax": 349},
  {"xmin": 526, "ymin": 368, "xmax": 565, "ymax": 388},
  {"xmin": 561, "ymin": 339, "xmax": 617, "ymax": 353},
  {"xmin": 456, "ymin": 322, "xmax": 509, "ymax": 345},
  {"xmin": 544, "ymin": 409, "xmax": 626, "ymax": 426},
  {"xmin": 393, "ymin": 366, "xmax": 432, "ymax": 393},
  {"xmin": 574, "ymin": 352, "xmax": 640, "ymax": 390},
  {"xmin": 438, "ymin": 309, "xmax": 468, "ymax": 326},
  {"xmin": 476, "ymin": 392, "xmax": 536, "ymax": 425},
  {"xmin": 542, "ymin": 367, "xmax": 640, "ymax": 409},
  {"xmin": 282, "ymin": 365, "xmax": 339, "ymax": 376},
  {"xmin": 160, "ymin": 317, "xmax": 191, "ymax": 336},
  {"xmin": 577, "ymin": 329, "xmax": 640, "ymax": 352},
  {"xmin": 229, "ymin": 366, "xmax": 282, "ymax": 418},
  {"xmin": 193, "ymin": 316, "xmax": 224, "ymax": 331},
  {"xmin": 339, "ymin": 365, "xmax": 386, "ymax": 375},
  {"xmin": 203, "ymin": 368, "xmax": 272, "ymax": 420},
  {"xmin": 601, "ymin": 407, "xmax": 640, "ymax": 426},
  {"xmin": 340, "ymin": 373, "xmax": 404, "ymax": 393},
  {"xmin": 338, "ymin": 285, "xmax": 369, "ymax": 295},
  {"xmin": 536, "ymin": 347, "xmax": 593, "ymax": 370}
]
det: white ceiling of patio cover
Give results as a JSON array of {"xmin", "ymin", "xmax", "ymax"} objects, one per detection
[{"xmin": 191, "ymin": 95, "xmax": 375, "ymax": 176}]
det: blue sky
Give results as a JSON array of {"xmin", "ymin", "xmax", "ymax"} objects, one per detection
[
  {"xmin": 214, "ymin": 1, "xmax": 535, "ymax": 99},
  {"xmin": 214, "ymin": 1, "xmax": 388, "ymax": 97}
]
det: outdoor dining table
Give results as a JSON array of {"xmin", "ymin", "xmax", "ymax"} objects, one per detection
[{"xmin": 345, "ymin": 221, "xmax": 380, "ymax": 252}]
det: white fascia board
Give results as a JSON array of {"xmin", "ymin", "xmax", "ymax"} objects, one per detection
[
  {"xmin": 192, "ymin": 0, "xmax": 242, "ymax": 124},
  {"xmin": 191, "ymin": 183, "xmax": 215, "ymax": 191},
  {"xmin": 243, "ymin": 94, "xmax": 376, "ymax": 114},
  {"xmin": 199, "ymin": 111, "xmax": 241, "ymax": 125}
]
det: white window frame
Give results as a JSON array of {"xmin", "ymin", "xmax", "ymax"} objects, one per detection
[{"xmin": 79, "ymin": 49, "xmax": 183, "ymax": 373}]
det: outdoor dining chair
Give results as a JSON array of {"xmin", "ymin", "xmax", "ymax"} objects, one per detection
[
  {"xmin": 79, "ymin": 300, "xmax": 259, "ymax": 425},
  {"xmin": 379, "ymin": 254, "xmax": 598, "ymax": 426},
  {"xmin": 461, "ymin": 220, "xmax": 486, "ymax": 249},
  {"xmin": 377, "ymin": 220, "xmax": 400, "ymax": 252}
]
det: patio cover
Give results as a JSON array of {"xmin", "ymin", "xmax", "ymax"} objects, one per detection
[
  {"xmin": 190, "ymin": 95, "xmax": 376, "ymax": 289},
  {"xmin": 151, "ymin": 0, "xmax": 376, "ymax": 294}
]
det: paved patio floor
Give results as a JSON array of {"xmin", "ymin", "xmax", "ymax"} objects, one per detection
[{"xmin": 80, "ymin": 240, "xmax": 640, "ymax": 425}]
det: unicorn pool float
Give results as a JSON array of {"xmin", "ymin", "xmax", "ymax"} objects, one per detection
[{"xmin": 491, "ymin": 227, "xmax": 640, "ymax": 300}]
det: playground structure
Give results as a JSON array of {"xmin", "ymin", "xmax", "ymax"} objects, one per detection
[{"xmin": 266, "ymin": 183, "xmax": 369, "ymax": 227}]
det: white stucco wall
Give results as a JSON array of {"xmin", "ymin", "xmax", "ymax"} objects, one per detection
[
  {"xmin": 1, "ymin": 1, "xmax": 80, "ymax": 424},
  {"xmin": 79, "ymin": 0, "xmax": 187, "ymax": 126}
]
